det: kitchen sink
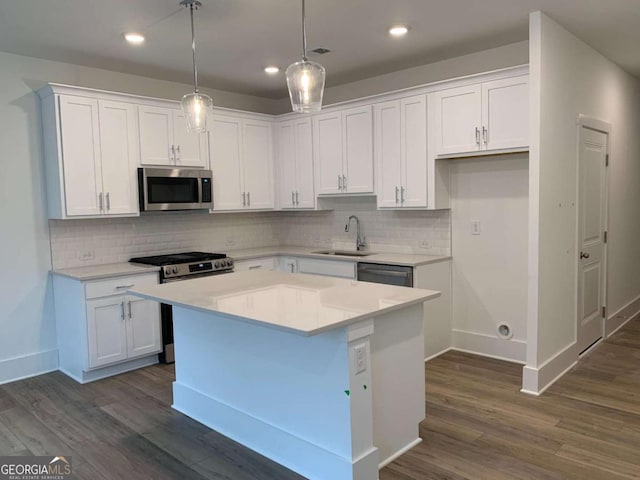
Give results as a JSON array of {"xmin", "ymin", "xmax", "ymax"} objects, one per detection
[{"xmin": 312, "ymin": 250, "xmax": 375, "ymax": 257}]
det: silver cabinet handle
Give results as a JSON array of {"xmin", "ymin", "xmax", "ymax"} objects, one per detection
[
  {"xmin": 295, "ymin": 191, "xmax": 299, "ymax": 205},
  {"xmin": 242, "ymin": 192, "xmax": 246, "ymax": 206},
  {"xmin": 128, "ymin": 300, "xmax": 132, "ymax": 319},
  {"xmin": 395, "ymin": 186, "xmax": 399, "ymax": 203},
  {"xmin": 175, "ymin": 145, "xmax": 181, "ymax": 162},
  {"xmin": 170, "ymin": 145, "xmax": 176, "ymax": 163},
  {"xmin": 482, "ymin": 126, "xmax": 488, "ymax": 146},
  {"xmin": 338, "ymin": 174, "xmax": 342, "ymax": 190},
  {"xmin": 121, "ymin": 302, "xmax": 125, "ymax": 320},
  {"xmin": 248, "ymin": 265, "xmax": 262, "ymax": 270},
  {"xmin": 401, "ymin": 186, "xmax": 405, "ymax": 203},
  {"xmin": 247, "ymin": 191, "xmax": 250, "ymax": 206},
  {"xmin": 475, "ymin": 127, "xmax": 481, "ymax": 146},
  {"xmin": 98, "ymin": 192, "xmax": 103, "ymax": 212},
  {"xmin": 342, "ymin": 175, "xmax": 347, "ymax": 190},
  {"xmin": 292, "ymin": 191, "xmax": 295, "ymax": 206},
  {"xmin": 106, "ymin": 192, "xmax": 111, "ymax": 211},
  {"xmin": 115, "ymin": 284, "xmax": 135, "ymax": 289}
]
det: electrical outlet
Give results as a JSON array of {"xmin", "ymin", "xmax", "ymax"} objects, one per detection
[
  {"xmin": 353, "ymin": 343, "xmax": 367, "ymax": 374},
  {"xmin": 471, "ymin": 220, "xmax": 481, "ymax": 235},
  {"xmin": 419, "ymin": 239, "xmax": 429, "ymax": 249},
  {"xmin": 78, "ymin": 250, "xmax": 95, "ymax": 261},
  {"xmin": 225, "ymin": 237, "xmax": 236, "ymax": 247}
]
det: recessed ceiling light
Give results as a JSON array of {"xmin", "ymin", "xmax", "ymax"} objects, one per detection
[
  {"xmin": 264, "ymin": 66, "xmax": 280, "ymax": 74},
  {"xmin": 389, "ymin": 25, "xmax": 409, "ymax": 37},
  {"xmin": 124, "ymin": 33, "xmax": 145, "ymax": 45}
]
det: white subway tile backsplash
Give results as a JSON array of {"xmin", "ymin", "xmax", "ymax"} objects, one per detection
[{"xmin": 49, "ymin": 197, "xmax": 450, "ymax": 268}]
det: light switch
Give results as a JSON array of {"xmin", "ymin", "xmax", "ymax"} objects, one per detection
[
  {"xmin": 471, "ymin": 220, "xmax": 481, "ymax": 235},
  {"xmin": 353, "ymin": 343, "xmax": 367, "ymax": 374}
]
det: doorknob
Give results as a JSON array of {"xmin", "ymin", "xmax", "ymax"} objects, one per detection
[{"xmin": 580, "ymin": 252, "xmax": 590, "ymax": 259}]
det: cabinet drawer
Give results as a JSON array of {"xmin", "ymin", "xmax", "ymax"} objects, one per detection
[
  {"xmin": 85, "ymin": 273, "xmax": 158, "ymax": 300},
  {"xmin": 297, "ymin": 258, "xmax": 356, "ymax": 279},
  {"xmin": 234, "ymin": 257, "xmax": 277, "ymax": 272}
]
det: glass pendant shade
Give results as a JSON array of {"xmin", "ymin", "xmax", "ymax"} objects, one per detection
[
  {"xmin": 286, "ymin": 59, "xmax": 326, "ymax": 113},
  {"xmin": 181, "ymin": 91, "xmax": 213, "ymax": 133}
]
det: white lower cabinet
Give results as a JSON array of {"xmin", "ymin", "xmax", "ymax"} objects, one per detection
[
  {"xmin": 53, "ymin": 271, "xmax": 161, "ymax": 383},
  {"xmin": 234, "ymin": 257, "xmax": 278, "ymax": 272},
  {"xmin": 296, "ymin": 257, "xmax": 356, "ymax": 279}
]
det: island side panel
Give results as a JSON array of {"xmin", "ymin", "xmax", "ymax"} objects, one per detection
[
  {"xmin": 371, "ymin": 303, "xmax": 426, "ymax": 467},
  {"xmin": 170, "ymin": 306, "xmax": 378, "ymax": 480}
]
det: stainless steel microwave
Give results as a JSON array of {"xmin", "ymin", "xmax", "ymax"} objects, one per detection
[{"xmin": 138, "ymin": 168, "xmax": 213, "ymax": 212}]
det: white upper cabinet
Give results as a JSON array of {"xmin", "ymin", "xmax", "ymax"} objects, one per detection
[
  {"xmin": 275, "ymin": 118, "xmax": 314, "ymax": 209},
  {"xmin": 432, "ymin": 75, "xmax": 528, "ymax": 157},
  {"xmin": 42, "ymin": 91, "xmax": 139, "ymax": 219},
  {"xmin": 374, "ymin": 95, "xmax": 428, "ymax": 209},
  {"xmin": 210, "ymin": 114, "xmax": 274, "ymax": 211},
  {"xmin": 138, "ymin": 105, "xmax": 208, "ymax": 168},
  {"xmin": 313, "ymin": 105, "xmax": 373, "ymax": 195}
]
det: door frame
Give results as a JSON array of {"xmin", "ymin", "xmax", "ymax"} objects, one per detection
[{"xmin": 575, "ymin": 114, "xmax": 611, "ymax": 355}]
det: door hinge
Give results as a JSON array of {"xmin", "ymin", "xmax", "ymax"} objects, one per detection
[
  {"xmin": 605, "ymin": 154, "xmax": 609, "ymax": 166},
  {"xmin": 602, "ymin": 306, "xmax": 607, "ymax": 318},
  {"xmin": 604, "ymin": 231, "xmax": 608, "ymax": 243}
]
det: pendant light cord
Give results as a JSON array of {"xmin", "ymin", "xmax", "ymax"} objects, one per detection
[
  {"xmin": 189, "ymin": 3, "xmax": 199, "ymax": 93},
  {"xmin": 301, "ymin": 0, "xmax": 307, "ymax": 61}
]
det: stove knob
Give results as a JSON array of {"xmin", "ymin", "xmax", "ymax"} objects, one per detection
[
  {"xmin": 215, "ymin": 262, "xmax": 220, "ymax": 268},
  {"xmin": 164, "ymin": 267, "xmax": 172, "ymax": 276},
  {"xmin": 227, "ymin": 259, "xmax": 234, "ymax": 267},
  {"xmin": 172, "ymin": 266, "xmax": 179, "ymax": 274}
]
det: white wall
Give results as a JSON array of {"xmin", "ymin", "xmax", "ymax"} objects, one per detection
[
  {"xmin": 450, "ymin": 155, "xmax": 529, "ymax": 363},
  {"xmin": 0, "ymin": 50, "xmax": 279, "ymax": 384},
  {"xmin": 525, "ymin": 12, "xmax": 640, "ymax": 393},
  {"xmin": 274, "ymin": 41, "xmax": 529, "ymax": 112}
]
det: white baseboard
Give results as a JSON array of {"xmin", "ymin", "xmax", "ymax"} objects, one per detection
[
  {"xmin": 605, "ymin": 294, "xmax": 640, "ymax": 337},
  {"xmin": 378, "ymin": 437, "xmax": 421, "ymax": 469},
  {"xmin": 424, "ymin": 347, "xmax": 452, "ymax": 363},
  {"xmin": 173, "ymin": 382, "xmax": 379, "ymax": 480},
  {"xmin": 0, "ymin": 349, "xmax": 59, "ymax": 385},
  {"xmin": 60, "ymin": 355, "xmax": 159, "ymax": 384},
  {"xmin": 521, "ymin": 342, "xmax": 577, "ymax": 395},
  {"xmin": 452, "ymin": 329, "xmax": 526, "ymax": 363}
]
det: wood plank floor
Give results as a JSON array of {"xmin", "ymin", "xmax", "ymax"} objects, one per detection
[{"xmin": 0, "ymin": 316, "xmax": 638, "ymax": 479}]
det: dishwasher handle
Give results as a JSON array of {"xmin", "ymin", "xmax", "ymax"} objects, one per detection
[{"xmin": 359, "ymin": 268, "xmax": 409, "ymax": 278}]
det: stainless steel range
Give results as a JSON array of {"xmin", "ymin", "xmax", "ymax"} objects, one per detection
[{"xmin": 130, "ymin": 251, "xmax": 234, "ymax": 363}]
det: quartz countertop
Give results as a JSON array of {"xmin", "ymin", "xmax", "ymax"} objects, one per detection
[
  {"xmin": 129, "ymin": 270, "xmax": 440, "ymax": 336},
  {"xmin": 227, "ymin": 246, "xmax": 450, "ymax": 267},
  {"xmin": 51, "ymin": 263, "xmax": 160, "ymax": 281}
]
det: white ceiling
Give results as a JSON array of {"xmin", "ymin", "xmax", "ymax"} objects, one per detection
[{"xmin": 0, "ymin": 0, "xmax": 639, "ymax": 99}]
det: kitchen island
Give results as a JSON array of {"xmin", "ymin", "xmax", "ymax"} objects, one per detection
[{"xmin": 129, "ymin": 270, "xmax": 439, "ymax": 480}]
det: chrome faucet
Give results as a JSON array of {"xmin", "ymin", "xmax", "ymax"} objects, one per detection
[{"xmin": 345, "ymin": 215, "xmax": 366, "ymax": 251}]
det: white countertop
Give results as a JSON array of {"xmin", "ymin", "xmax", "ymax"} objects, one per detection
[
  {"xmin": 51, "ymin": 262, "xmax": 160, "ymax": 281},
  {"xmin": 228, "ymin": 246, "xmax": 450, "ymax": 267},
  {"xmin": 129, "ymin": 270, "xmax": 440, "ymax": 336}
]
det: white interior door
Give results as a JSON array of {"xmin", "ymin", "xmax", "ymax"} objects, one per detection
[{"xmin": 577, "ymin": 125, "xmax": 608, "ymax": 354}]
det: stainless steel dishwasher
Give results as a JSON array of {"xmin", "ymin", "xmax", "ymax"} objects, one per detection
[{"xmin": 357, "ymin": 262, "xmax": 413, "ymax": 287}]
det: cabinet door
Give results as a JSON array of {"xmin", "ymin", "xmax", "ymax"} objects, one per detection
[
  {"xmin": 401, "ymin": 95, "xmax": 428, "ymax": 207},
  {"xmin": 243, "ymin": 119, "xmax": 274, "ymax": 209},
  {"xmin": 374, "ymin": 100, "xmax": 402, "ymax": 208},
  {"xmin": 210, "ymin": 115, "xmax": 244, "ymax": 210},
  {"xmin": 98, "ymin": 100, "xmax": 139, "ymax": 215},
  {"xmin": 125, "ymin": 296, "xmax": 161, "ymax": 359},
  {"xmin": 482, "ymin": 76, "xmax": 529, "ymax": 151},
  {"xmin": 173, "ymin": 110, "xmax": 208, "ymax": 168},
  {"xmin": 138, "ymin": 105, "xmax": 174, "ymax": 166},
  {"xmin": 342, "ymin": 105, "xmax": 374, "ymax": 193},
  {"xmin": 87, "ymin": 296, "xmax": 128, "ymax": 368},
  {"xmin": 276, "ymin": 121, "xmax": 298, "ymax": 208},
  {"xmin": 293, "ymin": 118, "xmax": 315, "ymax": 208},
  {"xmin": 432, "ymin": 84, "xmax": 481, "ymax": 156},
  {"xmin": 58, "ymin": 95, "xmax": 103, "ymax": 216},
  {"xmin": 313, "ymin": 112, "xmax": 343, "ymax": 195}
]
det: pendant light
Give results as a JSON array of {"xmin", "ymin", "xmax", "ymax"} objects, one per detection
[
  {"xmin": 180, "ymin": 0, "xmax": 213, "ymax": 133},
  {"xmin": 285, "ymin": 0, "xmax": 326, "ymax": 113}
]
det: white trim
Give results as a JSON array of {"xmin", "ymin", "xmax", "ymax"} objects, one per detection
[
  {"xmin": 173, "ymin": 382, "xmax": 379, "ymax": 480},
  {"xmin": 424, "ymin": 347, "xmax": 452, "ymax": 363},
  {"xmin": 378, "ymin": 438, "xmax": 422, "ymax": 469},
  {"xmin": 521, "ymin": 342, "xmax": 577, "ymax": 395},
  {"xmin": 606, "ymin": 293, "xmax": 640, "ymax": 337},
  {"xmin": 0, "ymin": 350, "xmax": 59, "ymax": 385},
  {"xmin": 577, "ymin": 114, "xmax": 613, "ymax": 134},
  {"xmin": 452, "ymin": 329, "xmax": 526, "ymax": 363},
  {"xmin": 59, "ymin": 355, "xmax": 159, "ymax": 384},
  {"xmin": 437, "ymin": 146, "xmax": 528, "ymax": 160}
]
